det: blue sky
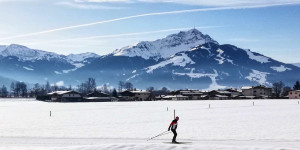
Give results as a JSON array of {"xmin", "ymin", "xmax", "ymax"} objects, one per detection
[{"xmin": 0, "ymin": 0, "xmax": 299, "ymax": 63}]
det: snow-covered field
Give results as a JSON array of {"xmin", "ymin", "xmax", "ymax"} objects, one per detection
[{"xmin": 0, "ymin": 99, "xmax": 300, "ymax": 150}]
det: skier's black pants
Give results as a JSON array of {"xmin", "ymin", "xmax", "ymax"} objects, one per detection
[{"xmin": 171, "ymin": 129, "xmax": 177, "ymax": 142}]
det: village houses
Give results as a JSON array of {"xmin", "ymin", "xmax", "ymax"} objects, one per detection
[{"xmin": 288, "ymin": 90, "xmax": 300, "ymax": 99}]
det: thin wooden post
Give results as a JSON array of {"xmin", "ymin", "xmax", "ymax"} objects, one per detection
[
  {"xmin": 50, "ymin": 111, "xmax": 51, "ymax": 117},
  {"xmin": 209, "ymin": 104, "xmax": 210, "ymax": 109},
  {"xmin": 253, "ymin": 102, "xmax": 254, "ymax": 106},
  {"xmin": 167, "ymin": 107, "xmax": 168, "ymax": 111},
  {"xmin": 174, "ymin": 109, "xmax": 175, "ymax": 119},
  {"xmin": 298, "ymin": 101, "xmax": 299, "ymax": 105}
]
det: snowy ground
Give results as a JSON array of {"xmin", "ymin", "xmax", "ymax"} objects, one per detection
[{"xmin": 0, "ymin": 99, "xmax": 300, "ymax": 150}]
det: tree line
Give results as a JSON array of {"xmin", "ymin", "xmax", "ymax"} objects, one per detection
[{"xmin": 0, "ymin": 79, "xmax": 299, "ymax": 98}]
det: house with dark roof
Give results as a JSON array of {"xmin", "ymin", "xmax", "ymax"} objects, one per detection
[
  {"xmin": 242, "ymin": 85, "xmax": 272, "ymax": 98},
  {"xmin": 47, "ymin": 91, "xmax": 83, "ymax": 102},
  {"xmin": 120, "ymin": 90, "xmax": 151, "ymax": 101}
]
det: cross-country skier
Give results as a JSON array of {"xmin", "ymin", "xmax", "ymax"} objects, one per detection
[{"xmin": 168, "ymin": 116, "xmax": 179, "ymax": 143}]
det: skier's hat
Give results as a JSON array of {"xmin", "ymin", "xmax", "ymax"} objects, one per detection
[{"xmin": 175, "ymin": 116, "xmax": 179, "ymax": 120}]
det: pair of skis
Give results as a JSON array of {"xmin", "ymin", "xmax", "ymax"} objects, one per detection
[{"xmin": 147, "ymin": 131, "xmax": 190, "ymax": 144}]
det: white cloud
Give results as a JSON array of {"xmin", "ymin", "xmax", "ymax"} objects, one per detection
[
  {"xmin": 226, "ymin": 38, "xmax": 259, "ymax": 42},
  {"xmin": 56, "ymin": 1, "xmax": 123, "ymax": 9},
  {"xmin": 0, "ymin": 0, "xmax": 36, "ymax": 3},
  {"xmin": 75, "ymin": 0, "xmax": 131, "ymax": 2},
  {"xmin": 76, "ymin": 0, "xmax": 300, "ymax": 6},
  {"xmin": 25, "ymin": 26, "xmax": 222, "ymax": 45},
  {"xmin": 0, "ymin": 1, "xmax": 298, "ymax": 41},
  {"xmin": 56, "ymin": 81, "xmax": 64, "ymax": 86}
]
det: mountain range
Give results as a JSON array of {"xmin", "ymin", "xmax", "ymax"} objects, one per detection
[{"xmin": 0, "ymin": 29, "xmax": 299, "ymax": 90}]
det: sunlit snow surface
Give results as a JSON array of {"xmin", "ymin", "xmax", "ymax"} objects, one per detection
[
  {"xmin": 271, "ymin": 65, "xmax": 292, "ymax": 72},
  {"xmin": 0, "ymin": 99, "xmax": 300, "ymax": 150},
  {"xmin": 243, "ymin": 49, "xmax": 270, "ymax": 63}
]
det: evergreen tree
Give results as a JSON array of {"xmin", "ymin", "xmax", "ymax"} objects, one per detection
[
  {"xmin": 1, "ymin": 85, "xmax": 8, "ymax": 97},
  {"xmin": 112, "ymin": 88, "xmax": 118, "ymax": 97},
  {"xmin": 294, "ymin": 81, "xmax": 300, "ymax": 90}
]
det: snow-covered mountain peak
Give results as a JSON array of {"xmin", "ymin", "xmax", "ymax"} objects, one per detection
[
  {"xmin": 67, "ymin": 52, "xmax": 100, "ymax": 62},
  {"xmin": 165, "ymin": 28, "xmax": 217, "ymax": 44},
  {"xmin": 112, "ymin": 29, "xmax": 218, "ymax": 60},
  {"xmin": 0, "ymin": 44, "xmax": 64, "ymax": 61},
  {"xmin": 0, "ymin": 44, "xmax": 101, "ymax": 63}
]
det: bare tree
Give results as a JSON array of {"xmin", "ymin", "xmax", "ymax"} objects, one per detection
[
  {"xmin": 147, "ymin": 86, "xmax": 154, "ymax": 92},
  {"xmin": 87, "ymin": 78, "xmax": 96, "ymax": 92},
  {"xmin": 272, "ymin": 81, "xmax": 284, "ymax": 98},
  {"xmin": 124, "ymin": 82, "xmax": 133, "ymax": 91},
  {"xmin": 118, "ymin": 81, "xmax": 125, "ymax": 92}
]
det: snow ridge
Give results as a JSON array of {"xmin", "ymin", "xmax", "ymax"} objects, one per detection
[
  {"xmin": 244, "ymin": 49, "xmax": 270, "ymax": 63},
  {"xmin": 0, "ymin": 44, "xmax": 100, "ymax": 63},
  {"xmin": 67, "ymin": 52, "xmax": 100, "ymax": 62},
  {"xmin": 113, "ymin": 29, "xmax": 218, "ymax": 60},
  {"xmin": 0, "ymin": 44, "xmax": 65, "ymax": 62}
]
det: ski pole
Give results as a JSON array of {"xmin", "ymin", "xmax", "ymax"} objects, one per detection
[
  {"xmin": 147, "ymin": 131, "xmax": 170, "ymax": 141},
  {"xmin": 147, "ymin": 131, "xmax": 169, "ymax": 141}
]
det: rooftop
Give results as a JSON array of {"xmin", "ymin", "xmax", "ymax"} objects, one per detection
[{"xmin": 47, "ymin": 91, "xmax": 76, "ymax": 95}]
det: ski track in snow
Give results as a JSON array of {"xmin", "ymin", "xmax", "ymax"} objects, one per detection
[{"xmin": 1, "ymin": 99, "xmax": 300, "ymax": 149}]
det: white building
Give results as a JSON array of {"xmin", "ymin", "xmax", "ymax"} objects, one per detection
[
  {"xmin": 241, "ymin": 85, "xmax": 272, "ymax": 98},
  {"xmin": 288, "ymin": 90, "xmax": 300, "ymax": 99}
]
